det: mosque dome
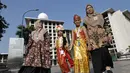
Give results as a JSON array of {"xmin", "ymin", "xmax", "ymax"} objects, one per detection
[{"xmin": 38, "ymin": 12, "xmax": 48, "ymax": 20}]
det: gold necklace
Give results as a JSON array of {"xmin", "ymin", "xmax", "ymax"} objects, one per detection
[
  {"xmin": 35, "ymin": 29, "xmax": 42, "ymax": 40},
  {"xmin": 76, "ymin": 27, "xmax": 80, "ymax": 38}
]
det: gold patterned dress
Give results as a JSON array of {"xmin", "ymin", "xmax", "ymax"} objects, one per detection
[{"xmin": 73, "ymin": 26, "xmax": 90, "ymax": 73}]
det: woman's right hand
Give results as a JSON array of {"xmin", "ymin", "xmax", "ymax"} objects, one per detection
[
  {"xmin": 88, "ymin": 45, "xmax": 92, "ymax": 51},
  {"xmin": 68, "ymin": 46, "xmax": 72, "ymax": 51}
]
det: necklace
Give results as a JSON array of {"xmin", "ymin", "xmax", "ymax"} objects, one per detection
[
  {"xmin": 76, "ymin": 27, "xmax": 80, "ymax": 38},
  {"xmin": 35, "ymin": 29, "xmax": 42, "ymax": 40}
]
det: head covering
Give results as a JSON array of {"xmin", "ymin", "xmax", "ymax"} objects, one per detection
[
  {"xmin": 73, "ymin": 14, "xmax": 81, "ymax": 24},
  {"xmin": 86, "ymin": 4, "xmax": 93, "ymax": 9},
  {"xmin": 31, "ymin": 20, "xmax": 47, "ymax": 42},
  {"xmin": 56, "ymin": 25, "xmax": 64, "ymax": 32},
  {"xmin": 34, "ymin": 20, "xmax": 43, "ymax": 30},
  {"xmin": 83, "ymin": 4, "xmax": 104, "ymax": 27},
  {"xmin": 73, "ymin": 14, "xmax": 81, "ymax": 21},
  {"xmin": 86, "ymin": 4, "xmax": 97, "ymax": 17}
]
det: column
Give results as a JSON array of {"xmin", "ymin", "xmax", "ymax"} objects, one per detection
[
  {"xmin": 1, "ymin": 55, "xmax": 4, "ymax": 63},
  {"xmin": 51, "ymin": 23, "xmax": 55, "ymax": 59},
  {"xmin": 47, "ymin": 22, "xmax": 49, "ymax": 33},
  {"xmin": 69, "ymin": 31, "xmax": 72, "ymax": 42},
  {"xmin": 29, "ymin": 21, "xmax": 32, "ymax": 26},
  {"xmin": 42, "ymin": 22, "xmax": 45, "ymax": 29}
]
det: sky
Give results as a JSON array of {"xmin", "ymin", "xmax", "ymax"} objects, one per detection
[{"xmin": 0, "ymin": 0, "xmax": 130, "ymax": 53}]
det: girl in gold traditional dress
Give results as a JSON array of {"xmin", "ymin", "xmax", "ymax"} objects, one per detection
[{"xmin": 70, "ymin": 14, "xmax": 90, "ymax": 73}]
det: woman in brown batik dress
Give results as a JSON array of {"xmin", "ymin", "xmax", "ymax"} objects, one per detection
[
  {"xmin": 83, "ymin": 4, "xmax": 113, "ymax": 73},
  {"xmin": 18, "ymin": 20, "xmax": 51, "ymax": 73}
]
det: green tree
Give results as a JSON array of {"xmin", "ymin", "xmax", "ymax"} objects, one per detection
[
  {"xmin": 0, "ymin": 1, "xmax": 9, "ymax": 41},
  {"xmin": 126, "ymin": 45, "xmax": 130, "ymax": 53},
  {"xmin": 16, "ymin": 25, "xmax": 35, "ymax": 45}
]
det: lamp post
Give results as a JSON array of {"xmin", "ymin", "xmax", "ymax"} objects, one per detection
[{"xmin": 21, "ymin": 9, "xmax": 39, "ymax": 38}]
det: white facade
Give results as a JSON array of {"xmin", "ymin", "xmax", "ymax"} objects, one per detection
[{"xmin": 102, "ymin": 9, "xmax": 130, "ymax": 54}]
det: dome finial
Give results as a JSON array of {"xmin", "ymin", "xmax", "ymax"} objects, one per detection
[{"xmin": 38, "ymin": 12, "xmax": 48, "ymax": 20}]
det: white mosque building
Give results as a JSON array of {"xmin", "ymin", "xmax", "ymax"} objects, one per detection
[{"xmin": 102, "ymin": 8, "xmax": 130, "ymax": 54}]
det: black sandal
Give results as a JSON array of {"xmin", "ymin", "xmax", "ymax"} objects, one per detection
[{"xmin": 106, "ymin": 70, "xmax": 113, "ymax": 73}]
